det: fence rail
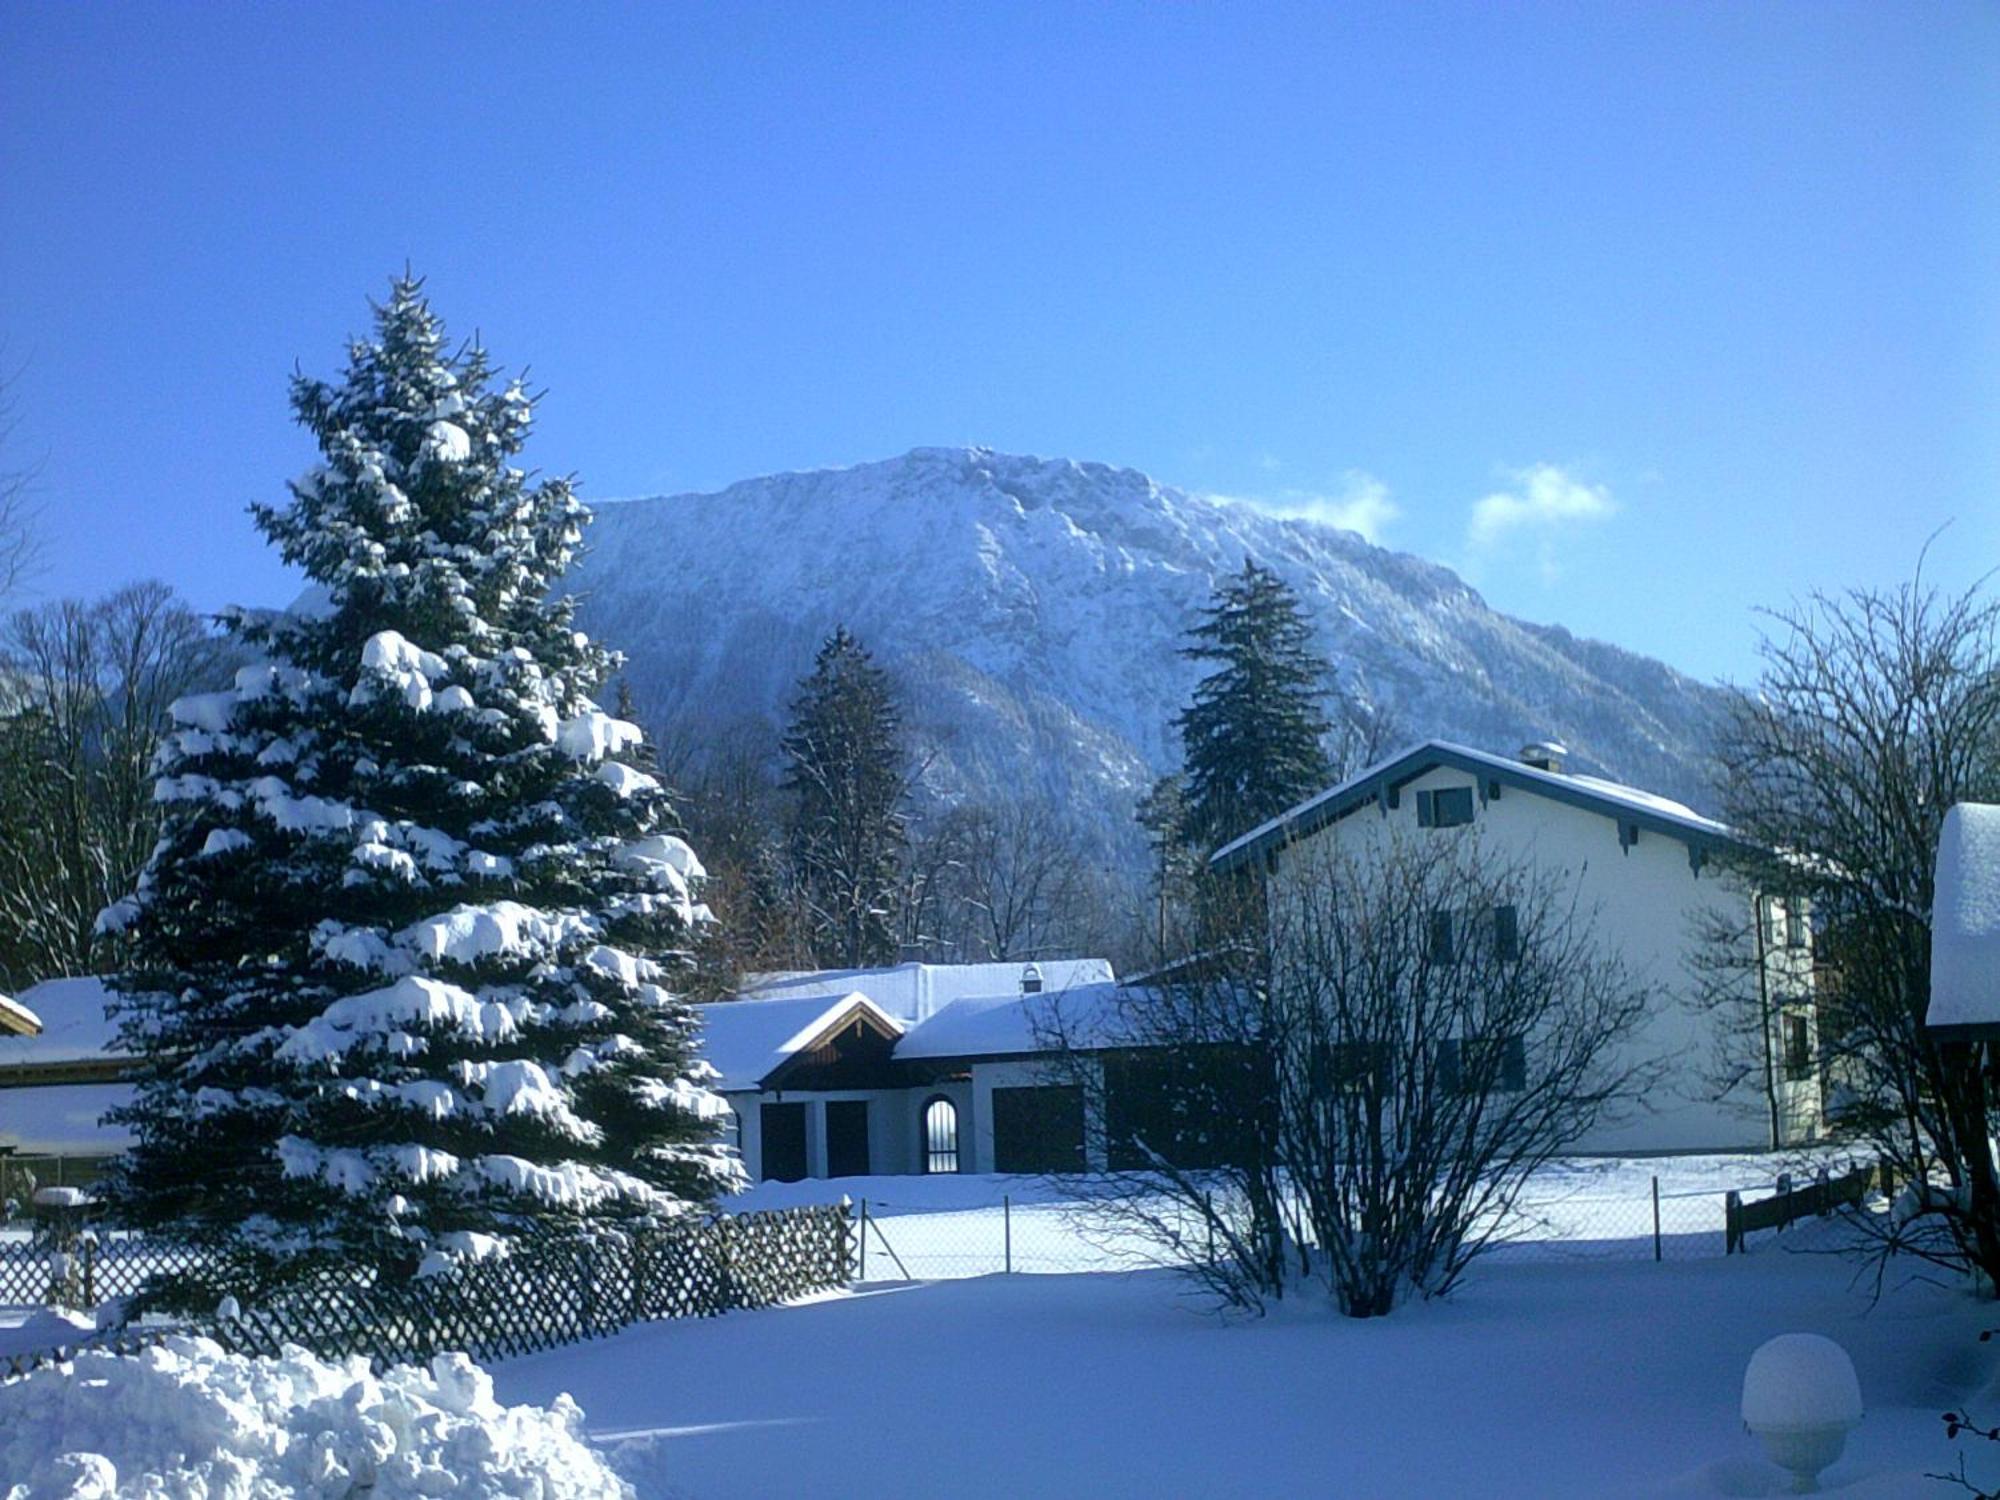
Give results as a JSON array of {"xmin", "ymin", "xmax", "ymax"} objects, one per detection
[{"xmin": 1724, "ymin": 1160, "xmax": 1887, "ymax": 1255}]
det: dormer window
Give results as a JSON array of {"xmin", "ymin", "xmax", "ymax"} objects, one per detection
[
  {"xmin": 1416, "ymin": 787, "xmax": 1474, "ymax": 828},
  {"xmin": 1021, "ymin": 964, "xmax": 1043, "ymax": 995}
]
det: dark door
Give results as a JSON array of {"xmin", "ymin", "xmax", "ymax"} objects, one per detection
[
  {"xmin": 760, "ymin": 1102, "xmax": 808, "ymax": 1182},
  {"xmin": 993, "ymin": 1085, "xmax": 1086, "ymax": 1174},
  {"xmin": 825, "ymin": 1100, "xmax": 871, "ymax": 1178}
]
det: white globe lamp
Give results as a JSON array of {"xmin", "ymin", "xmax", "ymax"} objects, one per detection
[{"xmin": 1741, "ymin": 1333, "xmax": 1863, "ymax": 1493}]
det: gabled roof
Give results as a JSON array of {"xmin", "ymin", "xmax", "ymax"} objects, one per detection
[
  {"xmin": 0, "ymin": 977, "xmax": 126, "ymax": 1069},
  {"xmin": 740, "ymin": 959, "xmax": 1115, "ymax": 1025},
  {"xmin": 895, "ymin": 982, "xmax": 1134, "ymax": 1061},
  {"xmin": 1928, "ymin": 803, "xmax": 2000, "ymax": 1039},
  {"xmin": 0, "ymin": 994, "xmax": 41, "ymax": 1037},
  {"xmin": 694, "ymin": 991, "xmax": 906, "ymax": 1092},
  {"xmin": 1211, "ymin": 739, "xmax": 1743, "ymax": 873}
]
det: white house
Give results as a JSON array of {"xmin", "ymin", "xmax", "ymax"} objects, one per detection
[
  {"xmin": 1926, "ymin": 802, "xmax": 2000, "ymax": 1040},
  {"xmin": 697, "ymin": 960, "xmax": 1120, "ymax": 1181},
  {"xmin": 1209, "ymin": 739, "xmax": 1824, "ymax": 1153}
]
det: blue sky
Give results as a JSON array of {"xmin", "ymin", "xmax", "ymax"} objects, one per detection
[{"xmin": 1, "ymin": 2, "xmax": 1993, "ymax": 684}]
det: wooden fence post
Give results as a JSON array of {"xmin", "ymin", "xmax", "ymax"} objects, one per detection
[
  {"xmin": 1004, "ymin": 1195, "xmax": 1012, "ymax": 1275},
  {"xmin": 1725, "ymin": 1190, "xmax": 1742, "ymax": 1255}
]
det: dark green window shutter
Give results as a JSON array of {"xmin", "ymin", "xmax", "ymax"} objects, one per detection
[
  {"xmin": 1429, "ymin": 909, "xmax": 1455, "ymax": 964},
  {"xmin": 1438, "ymin": 1039, "xmax": 1461, "ymax": 1095},
  {"xmin": 1494, "ymin": 904, "xmax": 1519, "ymax": 962},
  {"xmin": 1502, "ymin": 1035, "xmax": 1527, "ymax": 1092},
  {"xmin": 1416, "ymin": 789, "xmax": 1435, "ymax": 827}
]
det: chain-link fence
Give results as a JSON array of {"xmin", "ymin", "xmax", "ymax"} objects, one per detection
[{"xmin": 846, "ymin": 1159, "xmax": 1880, "ymax": 1280}]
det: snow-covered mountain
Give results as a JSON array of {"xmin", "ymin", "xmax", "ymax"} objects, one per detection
[{"xmin": 569, "ymin": 447, "xmax": 1728, "ymax": 871}]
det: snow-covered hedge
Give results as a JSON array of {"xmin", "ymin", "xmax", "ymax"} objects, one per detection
[{"xmin": 0, "ymin": 1336, "xmax": 630, "ymax": 1498}]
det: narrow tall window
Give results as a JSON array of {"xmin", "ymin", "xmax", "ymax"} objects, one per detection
[
  {"xmin": 923, "ymin": 1096, "xmax": 960, "ymax": 1174},
  {"xmin": 1784, "ymin": 1013, "xmax": 1814, "ymax": 1082},
  {"xmin": 1493, "ymin": 904, "xmax": 1520, "ymax": 962},
  {"xmin": 1428, "ymin": 909, "xmax": 1456, "ymax": 965}
]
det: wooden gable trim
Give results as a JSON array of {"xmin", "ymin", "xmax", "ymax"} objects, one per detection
[{"xmin": 759, "ymin": 1000, "xmax": 904, "ymax": 1090}]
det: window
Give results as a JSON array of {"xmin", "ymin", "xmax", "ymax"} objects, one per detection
[
  {"xmin": 1416, "ymin": 786, "xmax": 1475, "ymax": 828},
  {"xmin": 1784, "ymin": 902, "xmax": 1810, "ymax": 951},
  {"xmin": 922, "ymin": 1096, "xmax": 960, "ymax": 1174},
  {"xmin": 1493, "ymin": 904, "xmax": 1520, "ymax": 963},
  {"xmin": 1762, "ymin": 898, "xmax": 1784, "ymax": 949},
  {"xmin": 1316, "ymin": 1040, "xmax": 1389, "ymax": 1094},
  {"xmin": 1440, "ymin": 1035, "xmax": 1527, "ymax": 1094},
  {"xmin": 1428, "ymin": 909, "xmax": 1456, "ymax": 965},
  {"xmin": 1783, "ymin": 1012, "xmax": 1814, "ymax": 1082}
]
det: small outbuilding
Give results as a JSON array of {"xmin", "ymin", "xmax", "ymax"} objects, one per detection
[
  {"xmin": 1926, "ymin": 802, "xmax": 2000, "ymax": 1041},
  {"xmin": 0, "ymin": 976, "xmax": 138, "ymax": 1193},
  {"xmin": 698, "ymin": 960, "xmax": 1124, "ymax": 1182}
]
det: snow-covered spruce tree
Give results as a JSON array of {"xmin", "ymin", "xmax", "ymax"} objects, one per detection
[
  {"xmin": 100, "ymin": 279, "xmax": 742, "ymax": 1307},
  {"xmin": 1174, "ymin": 559, "xmax": 1336, "ymax": 854}
]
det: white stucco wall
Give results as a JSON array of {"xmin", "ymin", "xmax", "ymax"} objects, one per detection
[
  {"xmin": 1268, "ymin": 765, "xmax": 1822, "ymax": 1153},
  {"xmin": 725, "ymin": 1082, "xmax": 975, "ymax": 1181}
]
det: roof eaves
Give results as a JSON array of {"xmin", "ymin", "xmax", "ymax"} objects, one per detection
[{"xmin": 1210, "ymin": 740, "xmax": 1753, "ymax": 872}]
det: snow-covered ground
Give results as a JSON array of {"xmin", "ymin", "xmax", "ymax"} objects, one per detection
[
  {"xmin": 726, "ymin": 1152, "xmax": 1866, "ymax": 1279},
  {"xmin": 495, "ymin": 1213, "xmax": 2000, "ymax": 1499}
]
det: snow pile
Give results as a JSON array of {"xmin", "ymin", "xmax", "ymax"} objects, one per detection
[
  {"xmin": 1741, "ymin": 1332, "xmax": 1864, "ymax": 1431},
  {"xmin": 1929, "ymin": 802, "xmax": 2000, "ymax": 1031},
  {"xmin": 0, "ymin": 1306, "xmax": 95, "ymax": 1361},
  {"xmin": 0, "ymin": 1337, "xmax": 633, "ymax": 1498}
]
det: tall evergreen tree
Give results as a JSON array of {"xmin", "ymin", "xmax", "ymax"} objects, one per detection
[
  {"xmin": 781, "ymin": 627, "xmax": 906, "ymax": 968},
  {"xmin": 1174, "ymin": 559, "xmax": 1335, "ymax": 852},
  {"xmin": 102, "ymin": 279, "xmax": 740, "ymax": 1305}
]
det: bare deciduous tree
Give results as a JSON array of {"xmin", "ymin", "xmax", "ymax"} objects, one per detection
[
  {"xmin": 1705, "ymin": 565, "xmax": 2000, "ymax": 1280},
  {"xmin": 1044, "ymin": 832, "xmax": 1654, "ymax": 1317},
  {"xmin": 0, "ymin": 358, "xmax": 44, "ymax": 604},
  {"xmin": 0, "ymin": 581, "xmax": 220, "ymax": 985}
]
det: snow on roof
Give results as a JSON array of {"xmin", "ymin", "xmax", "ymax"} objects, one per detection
[
  {"xmin": 0, "ymin": 994, "xmax": 41, "ymax": 1037},
  {"xmin": 894, "ymin": 982, "xmax": 1133, "ymax": 1060},
  {"xmin": 694, "ymin": 992, "xmax": 905, "ymax": 1092},
  {"xmin": 0, "ymin": 1080, "xmax": 134, "ymax": 1155},
  {"xmin": 1212, "ymin": 739, "xmax": 1735, "ymax": 870},
  {"xmin": 740, "ymin": 959, "xmax": 1115, "ymax": 1024},
  {"xmin": 0, "ymin": 978, "xmax": 124, "ymax": 1068},
  {"xmin": 1927, "ymin": 803, "xmax": 2000, "ymax": 1035}
]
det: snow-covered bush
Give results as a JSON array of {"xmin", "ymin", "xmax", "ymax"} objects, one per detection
[{"xmin": 0, "ymin": 1337, "xmax": 631, "ymax": 1498}]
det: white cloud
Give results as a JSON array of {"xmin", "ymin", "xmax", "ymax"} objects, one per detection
[
  {"xmin": 1466, "ymin": 464, "xmax": 1616, "ymax": 552},
  {"xmin": 1224, "ymin": 471, "xmax": 1401, "ymax": 545}
]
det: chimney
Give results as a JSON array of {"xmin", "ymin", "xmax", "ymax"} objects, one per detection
[{"xmin": 1519, "ymin": 741, "xmax": 1568, "ymax": 774}]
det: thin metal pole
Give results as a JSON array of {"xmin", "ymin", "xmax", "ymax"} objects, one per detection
[
  {"xmin": 1004, "ymin": 1194, "xmax": 1012, "ymax": 1274},
  {"xmin": 1651, "ymin": 1176, "xmax": 1661, "ymax": 1263},
  {"xmin": 859, "ymin": 1200, "xmax": 868, "ymax": 1280}
]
